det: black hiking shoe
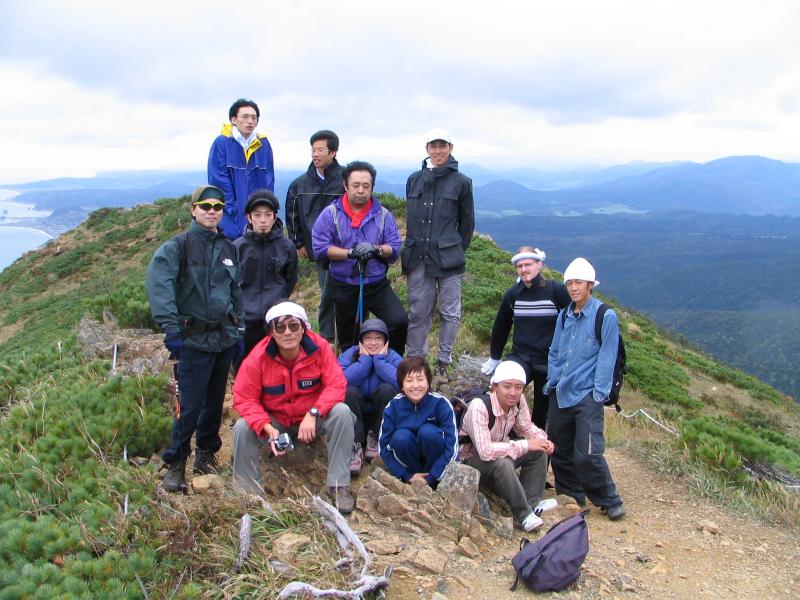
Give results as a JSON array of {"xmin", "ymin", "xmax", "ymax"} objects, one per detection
[
  {"xmin": 603, "ymin": 504, "xmax": 626, "ymax": 521},
  {"xmin": 162, "ymin": 459, "xmax": 188, "ymax": 493},
  {"xmin": 193, "ymin": 449, "xmax": 223, "ymax": 475},
  {"xmin": 435, "ymin": 361, "xmax": 449, "ymax": 377}
]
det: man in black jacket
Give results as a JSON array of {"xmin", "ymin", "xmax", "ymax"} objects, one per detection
[
  {"xmin": 146, "ymin": 185, "xmax": 244, "ymax": 492},
  {"xmin": 234, "ymin": 190, "xmax": 298, "ymax": 367},
  {"xmin": 285, "ymin": 130, "xmax": 343, "ymax": 343},
  {"xmin": 403, "ymin": 129, "xmax": 474, "ymax": 375},
  {"xmin": 481, "ymin": 247, "xmax": 570, "ymax": 429}
]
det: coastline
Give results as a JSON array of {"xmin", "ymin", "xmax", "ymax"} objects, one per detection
[{"xmin": 0, "ymin": 223, "xmax": 55, "ymax": 239}]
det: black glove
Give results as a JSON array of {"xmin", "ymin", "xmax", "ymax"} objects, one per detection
[{"xmin": 348, "ymin": 242, "xmax": 377, "ymax": 260}]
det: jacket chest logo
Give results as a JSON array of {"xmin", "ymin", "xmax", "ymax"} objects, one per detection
[{"xmin": 297, "ymin": 378, "xmax": 320, "ymax": 390}]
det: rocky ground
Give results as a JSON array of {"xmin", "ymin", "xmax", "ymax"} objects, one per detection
[{"xmin": 85, "ymin": 320, "xmax": 800, "ymax": 599}]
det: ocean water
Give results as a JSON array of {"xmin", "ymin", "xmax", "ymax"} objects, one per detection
[{"xmin": 0, "ymin": 226, "xmax": 53, "ymax": 271}]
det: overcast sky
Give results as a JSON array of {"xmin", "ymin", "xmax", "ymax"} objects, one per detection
[{"xmin": 0, "ymin": 0, "xmax": 798, "ymax": 184}]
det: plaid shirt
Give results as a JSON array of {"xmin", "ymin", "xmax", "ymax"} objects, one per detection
[{"xmin": 458, "ymin": 392, "xmax": 548, "ymax": 462}]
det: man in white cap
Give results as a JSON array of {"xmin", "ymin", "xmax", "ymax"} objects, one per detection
[
  {"xmin": 231, "ymin": 301, "xmax": 356, "ymax": 513},
  {"xmin": 481, "ymin": 245, "xmax": 570, "ymax": 429},
  {"xmin": 543, "ymin": 257, "xmax": 625, "ymax": 520},
  {"xmin": 403, "ymin": 129, "xmax": 474, "ymax": 376},
  {"xmin": 459, "ymin": 361, "xmax": 557, "ymax": 532}
]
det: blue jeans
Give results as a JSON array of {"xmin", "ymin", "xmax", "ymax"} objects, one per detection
[{"xmin": 162, "ymin": 346, "xmax": 234, "ymax": 464}]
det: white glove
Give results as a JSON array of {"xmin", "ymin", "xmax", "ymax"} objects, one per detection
[{"xmin": 481, "ymin": 358, "xmax": 502, "ymax": 376}]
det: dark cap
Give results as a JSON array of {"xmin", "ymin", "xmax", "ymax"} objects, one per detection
[
  {"xmin": 359, "ymin": 318, "xmax": 389, "ymax": 340},
  {"xmin": 245, "ymin": 190, "xmax": 280, "ymax": 214},
  {"xmin": 191, "ymin": 185, "xmax": 225, "ymax": 204}
]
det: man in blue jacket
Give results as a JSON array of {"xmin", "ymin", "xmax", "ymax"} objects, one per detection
[
  {"xmin": 208, "ymin": 98, "xmax": 275, "ymax": 239},
  {"xmin": 544, "ymin": 257, "xmax": 625, "ymax": 521},
  {"xmin": 312, "ymin": 161, "xmax": 408, "ymax": 354}
]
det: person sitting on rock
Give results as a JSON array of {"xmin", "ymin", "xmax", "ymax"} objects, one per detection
[
  {"xmin": 339, "ymin": 318, "xmax": 403, "ymax": 476},
  {"xmin": 231, "ymin": 301, "xmax": 356, "ymax": 514},
  {"xmin": 459, "ymin": 361, "xmax": 557, "ymax": 532},
  {"xmin": 378, "ymin": 356, "xmax": 458, "ymax": 488}
]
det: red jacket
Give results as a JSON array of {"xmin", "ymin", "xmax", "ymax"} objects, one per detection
[{"xmin": 233, "ymin": 330, "xmax": 346, "ymax": 435}]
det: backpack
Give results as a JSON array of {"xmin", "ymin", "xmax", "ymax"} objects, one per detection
[
  {"xmin": 510, "ymin": 509, "xmax": 590, "ymax": 593},
  {"xmin": 560, "ymin": 303, "xmax": 627, "ymax": 412},
  {"xmin": 451, "ymin": 387, "xmax": 494, "ymax": 444}
]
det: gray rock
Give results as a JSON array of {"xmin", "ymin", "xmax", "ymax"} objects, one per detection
[{"xmin": 437, "ymin": 462, "xmax": 480, "ymax": 514}]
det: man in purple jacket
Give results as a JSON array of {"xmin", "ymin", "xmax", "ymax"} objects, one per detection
[{"xmin": 312, "ymin": 161, "xmax": 407, "ymax": 354}]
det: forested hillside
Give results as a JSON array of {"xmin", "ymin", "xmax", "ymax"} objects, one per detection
[{"xmin": 478, "ymin": 210, "xmax": 800, "ymax": 400}]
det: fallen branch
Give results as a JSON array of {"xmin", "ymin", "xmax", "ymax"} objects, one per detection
[
  {"xmin": 277, "ymin": 567, "xmax": 392, "ymax": 600},
  {"xmin": 232, "ymin": 514, "xmax": 252, "ymax": 573},
  {"xmin": 312, "ymin": 495, "xmax": 370, "ymax": 575},
  {"xmin": 275, "ymin": 497, "xmax": 391, "ymax": 599}
]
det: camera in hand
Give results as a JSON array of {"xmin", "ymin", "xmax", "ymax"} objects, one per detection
[{"xmin": 275, "ymin": 432, "xmax": 294, "ymax": 451}]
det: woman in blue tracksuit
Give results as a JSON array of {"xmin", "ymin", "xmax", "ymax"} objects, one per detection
[
  {"xmin": 339, "ymin": 319, "xmax": 402, "ymax": 475},
  {"xmin": 378, "ymin": 356, "xmax": 458, "ymax": 488}
]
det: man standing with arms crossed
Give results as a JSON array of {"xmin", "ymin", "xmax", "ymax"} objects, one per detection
[
  {"xmin": 286, "ymin": 130, "xmax": 344, "ymax": 343},
  {"xmin": 544, "ymin": 257, "xmax": 625, "ymax": 521},
  {"xmin": 208, "ymin": 98, "xmax": 275, "ymax": 239},
  {"xmin": 403, "ymin": 129, "xmax": 474, "ymax": 376}
]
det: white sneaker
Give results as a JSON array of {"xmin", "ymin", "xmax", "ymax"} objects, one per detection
[
  {"xmin": 521, "ymin": 512, "xmax": 544, "ymax": 532},
  {"xmin": 533, "ymin": 498, "xmax": 559, "ymax": 516}
]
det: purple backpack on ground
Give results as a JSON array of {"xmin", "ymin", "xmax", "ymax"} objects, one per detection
[{"xmin": 510, "ymin": 509, "xmax": 590, "ymax": 592}]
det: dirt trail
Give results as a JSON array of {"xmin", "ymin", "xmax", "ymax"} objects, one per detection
[
  {"xmin": 211, "ymin": 415, "xmax": 799, "ymax": 600},
  {"xmin": 395, "ymin": 447, "xmax": 800, "ymax": 600}
]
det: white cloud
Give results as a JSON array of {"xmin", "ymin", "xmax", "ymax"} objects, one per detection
[{"xmin": 0, "ymin": 0, "xmax": 799, "ymax": 183}]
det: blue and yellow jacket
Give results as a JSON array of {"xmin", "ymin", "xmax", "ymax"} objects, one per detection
[{"xmin": 208, "ymin": 123, "xmax": 275, "ymax": 239}]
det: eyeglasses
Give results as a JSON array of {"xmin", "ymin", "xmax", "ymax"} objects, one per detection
[
  {"xmin": 236, "ymin": 114, "xmax": 258, "ymax": 121},
  {"xmin": 195, "ymin": 202, "xmax": 224, "ymax": 212},
  {"xmin": 273, "ymin": 321, "xmax": 302, "ymax": 334}
]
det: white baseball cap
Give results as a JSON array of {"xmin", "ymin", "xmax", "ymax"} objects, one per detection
[{"xmin": 425, "ymin": 128, "xmax": 452, "ymax": 145}]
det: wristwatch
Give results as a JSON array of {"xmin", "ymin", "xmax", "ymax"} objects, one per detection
[{"xmin": 308, "ymin": 407, "xmax": 321, "ymax": 418}]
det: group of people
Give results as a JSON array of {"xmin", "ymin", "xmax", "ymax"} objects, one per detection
[{"xmin": 145, "ymin": 97, "xmax": 624, "ymax": 529}]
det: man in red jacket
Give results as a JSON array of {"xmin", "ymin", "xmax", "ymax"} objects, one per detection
[{"xmin": 232, "ymin": 301, "xmax": 356, "ymax": 513}]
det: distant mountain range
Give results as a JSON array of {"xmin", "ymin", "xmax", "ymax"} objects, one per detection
[{"xmin": 5, "ymin": 156, "xmax": 799, "ymax": 221}]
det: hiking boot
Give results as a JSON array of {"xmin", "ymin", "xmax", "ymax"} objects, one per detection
[
  {"xmin": 435, "ymin": 361, "xmax": 449, "ymax": 377},
  {"xmin": 364, "ymin": 431, "xmax": 380, "ymax": 460},
  {"xmin": 533, "ymin": 498, "xmax": 559, "ymax": 516},
  {"xmin": 327, "ymin": 486, "xmax": 355, "ymax": 514},
  {"xmin": 603, "ymin": 504, "xmax": 626, "ymax": 521},
  {"xmin": 193, "ymin": 449, "xmax": 223, "ymax": 475},
  {"xmin": 521, "ymin": 511, "xmax": 544, "ymax": 532},
  {"xmin": 162, "ymin": 459, "xmax": 187, "ymax": 493},
  {"xmin": 349, "ymin": 443, "xmax": 364, "ymax": 476}
]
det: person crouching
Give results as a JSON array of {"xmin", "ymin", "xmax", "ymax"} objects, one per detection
[{"xmin": 378, "ymin": 357, "xmax": 458, "ymax": 488}]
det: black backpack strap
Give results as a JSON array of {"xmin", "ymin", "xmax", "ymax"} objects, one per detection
[
  {"xmin": 594, "ymin": 303, "xmax": 608, "ymax": 344},
  {"xmin": 481, "ymin": 394, "xmax": 495, "ymax": 432}
]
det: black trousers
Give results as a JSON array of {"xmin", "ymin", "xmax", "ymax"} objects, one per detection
[
  {"xmin": 505, "ymin": 353, "xmax": 549, "ymax": 430},
  {"xmin": 330, "ymin": 277, "xmax": 408, "ymax": 355},
  {"xmin": 163, "ymin": 345, "xmax": 234, "ymax": 464},
  {"xmin": 343, "ymin": 383, "xmax": 397, "ymax": 443},
  {"xmin": 546, "ymin": 392, "xmax": 622, "ymax": 508}
]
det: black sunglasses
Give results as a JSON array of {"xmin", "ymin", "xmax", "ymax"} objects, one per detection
[{"xmin": 195, "ymin": 202, "xmax": 224, "ymax": 212}]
